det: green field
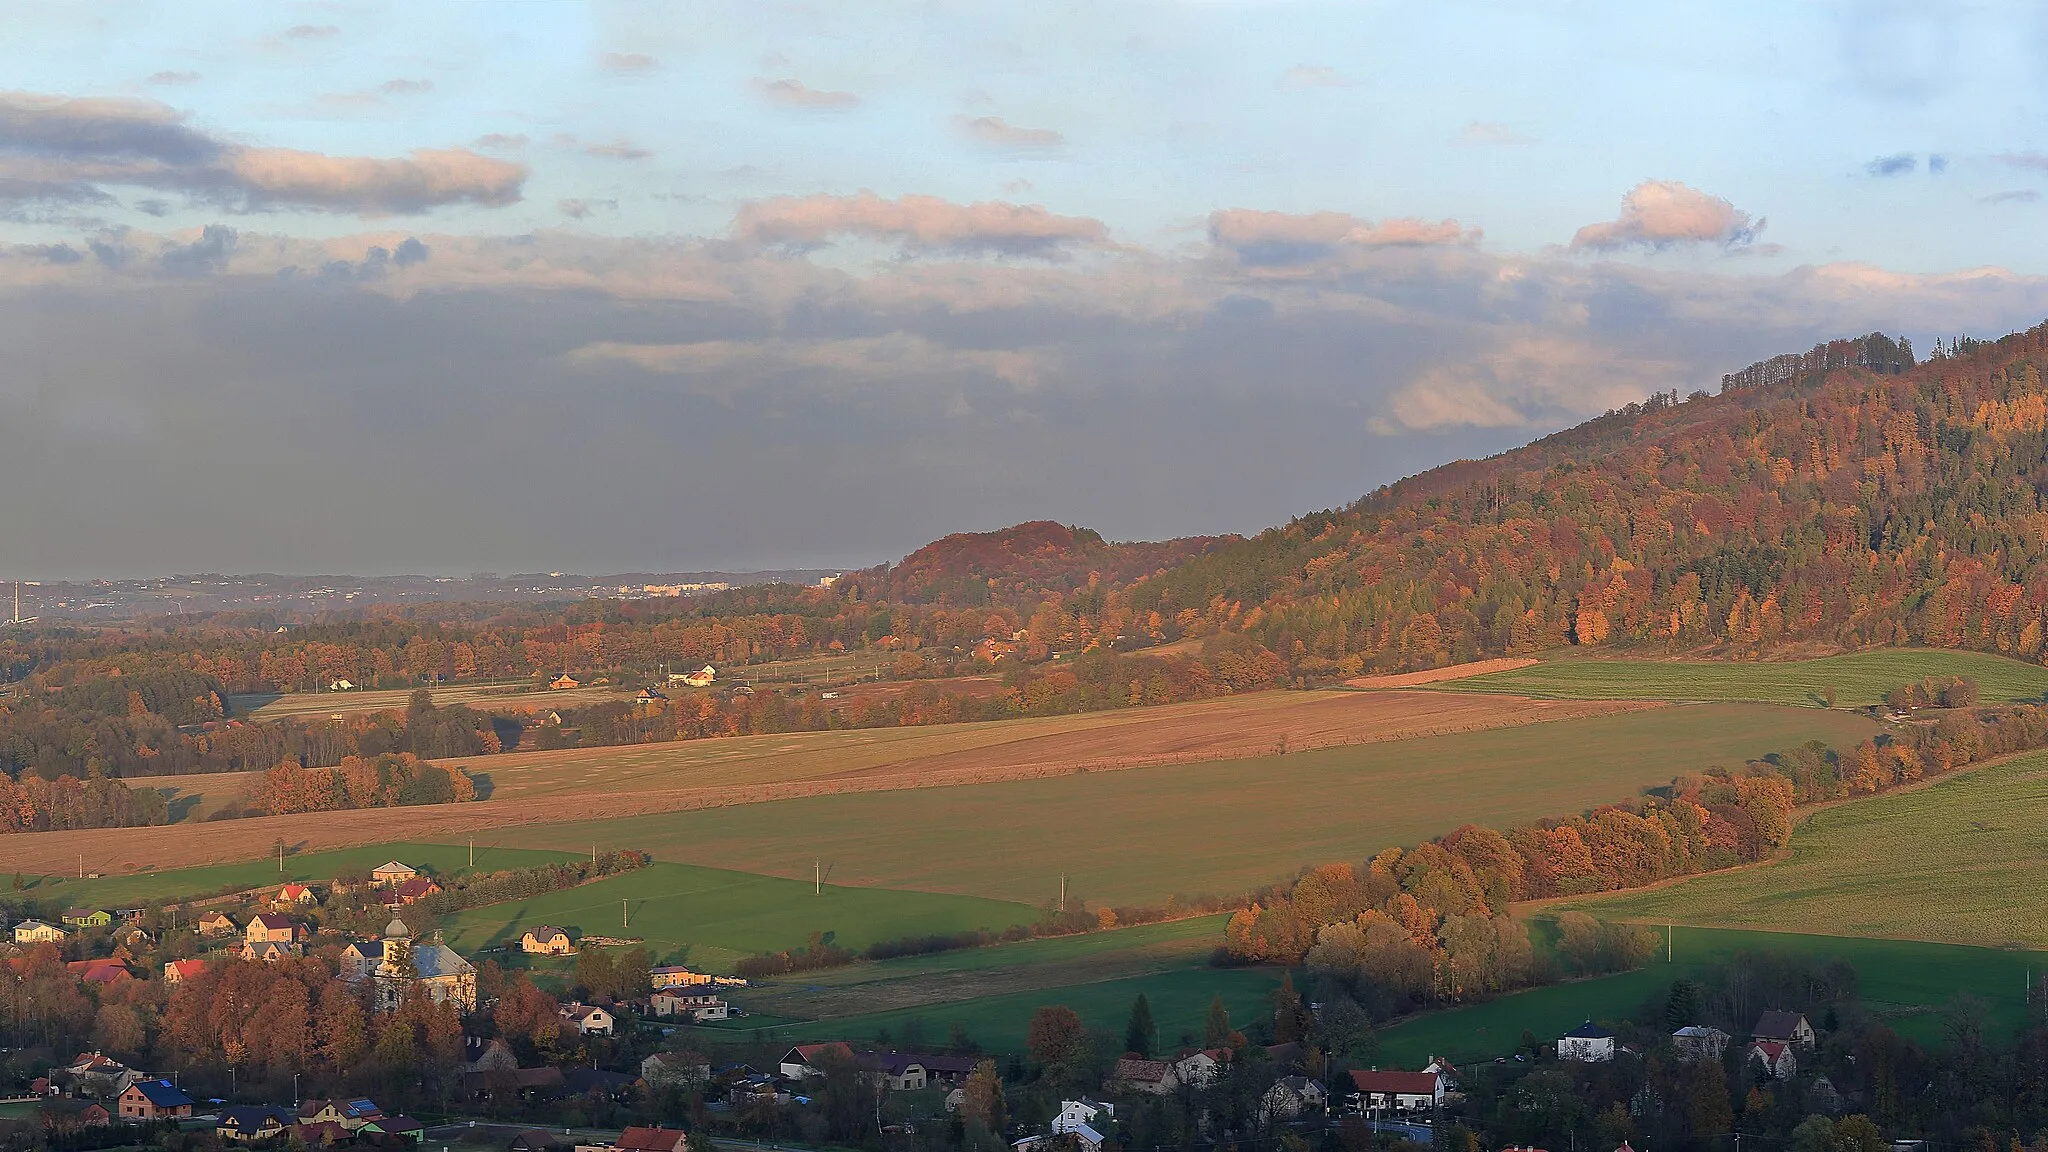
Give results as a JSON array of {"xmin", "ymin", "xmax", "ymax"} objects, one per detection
[
  {"xmin": 729, "ymin": 965, "xmax": 1283, "ymax": 1055},
  {"xmin": 1559, "ymin": 751, "xmax": 2048, "ymax": 948},
  {"xmin": 1438, "ymin": 649, "xmax": 2048, "ymax": 707},
  {"xmin": 23, "ymin": 841, "xmax": 580, "ymax": 909},
  {"xmin": 1378, "ymin": 925, "xmax": 2043, "ymax": 1064},
  {"xmin": 515, "ymin": 703, "xmax": 1879, "ymax": 905},
  {"xmin": 437, "ymin": 861, "xmax": 1038, "ymax": 972}
]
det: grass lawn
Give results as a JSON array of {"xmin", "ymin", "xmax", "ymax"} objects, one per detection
[
  {"xmin": 19, "ymin": 841, "xmax": 580, "ymax": 909},
  {"xmin": 1436, "ymin": 649, "xmax": 2048, "ymax": 708},
  {"xmin": 516, "ymin": 703, "xmax": 1879, "ymax": 905},
  {"xmin": 436, "ymin": 861, "xmax": 1038, "ymax": 973},
  {"xmin": 713, "ymin": 965, "xmax": 1284, "ymax": 1055},
  {"xmin": 1378, "ymin": 925, "xmax": 2041, "ymax": 1064},
  {"xmin": 1557, "ymin": 750, "xmax": 2048, "ymax": 948}
]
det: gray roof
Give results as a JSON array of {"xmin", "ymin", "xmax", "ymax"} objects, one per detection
[{"xmin": 412, "ymin": 942, "xmax": 473, "ymax": 980}]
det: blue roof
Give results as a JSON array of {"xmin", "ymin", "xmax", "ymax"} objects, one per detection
[
  {"xmin": 133, "ymin": 1080, "xmax": 194, "ymax": 1107},
  {"xmin": 343, "ymin": 1099, "xmax": 382, "ymax": 1118},
  {"xmin": 219, "ymin": 1105, "xmax": 293, "ymax": 1128}
]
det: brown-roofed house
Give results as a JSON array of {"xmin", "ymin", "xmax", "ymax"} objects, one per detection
[
  {"xmin": 616, "ymin": 1128, "xmax": 690, "ymax": 1152},
  {"xmin": 1347, "ymin": 1069, "xmax": 1445, "ymax": 1112},
  {"xmin": 1110, "ymin": 1058, "xmax": 1177, "ymax": 1095}
]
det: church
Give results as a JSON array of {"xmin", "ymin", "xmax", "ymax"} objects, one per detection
[{"xmin": 341, "ymin": 918, "xmax": 477, "ymax": 1012}]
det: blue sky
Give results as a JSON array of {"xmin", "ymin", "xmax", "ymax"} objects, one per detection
[{"xmin": 4, "ymin": 1, "xmax": 2048, "ymax": 575}]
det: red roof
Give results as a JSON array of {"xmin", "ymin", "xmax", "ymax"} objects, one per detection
[
  {"xmin": 616, "ymin": 1127, "xmax": 689, "ymax": 1152},
  {"xmin": 66, "ymin": 959, "xmax": 132, "ymax": 984},
  {"xmin": 1349, "ymin": 1070, "xmax": 1441, "ymax": 1095}
]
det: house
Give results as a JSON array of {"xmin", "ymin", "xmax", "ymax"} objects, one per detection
[
  {"xmin": 117, "ymin": 1079, "xmax": 194, "ymax": 1120},
  {"xmin": 298, "ymin": 1098, "xmax": 385, "ymax": 1131},
  {"xmin": 1348, "ymin": 1070, "xmax": 1445, "ymax": 1112},
  {"xmin": 67, "ymin": 958, "xmax": 132, "ymax": 985},
  {"xmin": 521, "ymin": 926, "xmax": 574, "ymax": 955},
  {"xmin": 1748, "ymin": 1040, "xmax": 1798, "ymax": 1080},
  {"xmin": 677, "ymin": 666, "xmax": 717, "ymax": 688},
  {"xmin": 1808, "ymin": 1076, "xmax": 1842, "ymax": 1115},
  {"xmin": 636, "ymin": 688, "xmax": 668, "ymax": 705},
  {"xmin": 329, "ymin": 679, "xmax": 355, "ymax": 691},
  {"xmin": 1423, "ymin": 1057, "xmax": 1460, "ymax": 1091},
  {"xmin": 273, "ymin": 883, "xmax": 317, "ymax": 908},
  {"xmin": 861, "ymin": 1055, "xmax": 941, "ymax": 1092},
  {"xmin": 217, "ymin": 1105, "xmax": 296, "ymax": 1142},
  {"xmin": 1754, "ymin": 1010, "xmax": 1817, "ymax": 1047},
  {"xmin": 650, "ymin": 989, "xmax": 729, "ymax": 1021},
  {"xmin": 65, "ymin": 1051, "xmax": 127, "ymax": 1080},
  {"xmin": 242, "ymin": 939, "xmax": 302, "ymax": 962},
  {"xmin": 246, "ymin": 912, "xmax": 302, "ymax": 943},
  {"xmin": 462, "ymin": 1066, "xmax": 566, "ymax": 1101},
  {"xmin": 295, "ymin": 1120, "xmax": 354, "ymax": 1147},
  {"xmin": 1026, "ymin": 1125, "xmax": 1103, "ymax": 1152},
  {"xmin": 361, "ymin": 1115, "xmax": 425, "ymax": 1142},
  {"xmin": 13, "ymin": 919, "xmax": 63, "ymax": 944},
  {"xmin": 651, "ymin": 965, "xmax": 733, "ymax": 988},
  {"xmin": 371, "ymin": 861, "xmax": 419, "ymax": 886},
  {"xmin": 550, "ymin": 674, "xmax": 582, "ymax": 690},
  {"xmin": 1172, "ymin": 1048, "xmax": 1231, "ymax": 1088},
  {"xmin": 643, "ymin": 1051, "xmax": 712, "ymax": 1089},
  {"xmin": 343, "ymin": 918, "xmax": 476, "ymax": 1011},
  {"xmin": 1055, "ymin": 1100, "xmax": 1114, "ymax": 1135},
  {"xmin": 780, "ymin": 1042, "xmax": 854, "ymax": 1080},
  {"xmin": 509, "ymin": 1132, "xmax": 564, "ymax": 1152},
  {"xmin": 1260, "ymin": 1076, "xmax": 1329, "ymax": 1123},
  {"xmin": 382, "ymin": 876, "xmax": 443, "ymax": 906},
  {"xmin": 465, "ymin": 1036, "xmax": 518, "ymax": 1073},
  {"xmin": 1673, "ymin": 1025, "xmax": 1731, "ymax": 1062},
  {"xmin": 1109, "ymin": 1058, "xmax": 1178, "ymax": 1095},
  {"xmin": 61, "ymin": 908, "xmax": 112, "ymax": 929},
  {"xmin": 1265, "ymin": 1041, "xmax": 1309, "ymax": 1073},
  {"xmin": 565, "ymin": 1068, "xmax": 637, "ymax": 1099},
  {"xmin": 163, "ymin": 959, "xmax": 209, "ymax": 985},
  {"xmin": 38, "ymin": 1099, "xmax": 110, "ymax": 1133},
  {"xmin": 560, "ymin": 1003, "xmax": 616, "ymax": 1036},
  {"xmin": 197, "ymin": 911, "xmax": 237, "ymax": 936},
  {"xmin": 1558, "ymin": 1021, "xmax": 1616, "ymax": 1063},
  {"xmin": 616, "ymin": 1128, "xmax": 691, "ymax": 1152}
]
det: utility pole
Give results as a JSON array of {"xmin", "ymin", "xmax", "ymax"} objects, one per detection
[
  {"xmin": 1058, "ymin": 874, "xmax": 1066, "ymax": 910},
  {"xmin": 1667, "ymin": 922, "xmax": 1673, "ymax": 963},
  {"xmin": 468, "ymin": 839, "xmax": 474, "ymax": 868},
  {"xmin": 622, "ymin": 899, "xmax": 628, "ymax": 930},
  {"xmin": 815, "ymin": 858, "xmax": 821, "ymax": 896}
]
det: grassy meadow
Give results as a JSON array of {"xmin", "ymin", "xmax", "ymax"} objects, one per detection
[
  {"xmin": 515, "ymin": 702, "xmax": 1880, "ymax": 906},
  {"xmin": 1558, "ymin": 750, "xmax": 2048, "ymax": 948},
  {"xmin": 436, "ymin": 861, "xmax": 1037, "ymax": 972},
  {"xmin": 1378, "ymin": 925, "xmax": 2044, "ymax": 1064},
  {"xmin": 1437, "ymin": 649, "xmax": 2048, "ymax": 707}
]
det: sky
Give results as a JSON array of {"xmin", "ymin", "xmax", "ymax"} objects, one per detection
[{"xmin": 7, "ymin": 1, "xmax": 2048, "ymax": 577}]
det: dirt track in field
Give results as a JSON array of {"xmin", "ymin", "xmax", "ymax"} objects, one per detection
[
  {"xmin": 1344, "ymin": 657, "xmax": 1539, "ymax": 688},
  {"xmin": 17, "ymin": 690, "xmax": 1652, "ymax": 875}
]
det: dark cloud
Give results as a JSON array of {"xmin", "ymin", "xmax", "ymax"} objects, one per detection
[
  {"xmin": 14, "ymin": 242, "xmax": 82, "ymax": 264},
  {"xmin": 1929, "ymin": 154, "xmax": 1948, "ymax": 174},
  {"xmin": 0, "ymin": 91, "xmax": 526, "ymax": 215},
  {"xmin": 1866, "ymin": 153, "xmax": 1916, "ymax": 177},
  {"xmin": 159, "ymin": 224, "xmax": 236, "ymax": 277},
  {"xmin": 393, "ymin": 237, "xmax": 429, "ymax": 266}
]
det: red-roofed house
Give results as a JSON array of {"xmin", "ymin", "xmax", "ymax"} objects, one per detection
[
  {"xmin": 615, "ymin": 1128, "xmax": 690, "ymax": 1152},
  {"xmin": 1110, "ymin": 1059, "xmax": 1177, "ymax": 1096},
  {"xmin": 67, "ymin": 959, "xmax": 132, "ymax": 985},
  {"xmin": 163, "ymin": 959, "xmax": 209, "ymax": 985},
  {"xmin": 273, "ymin": 883, "xmax": 316, "ymax": 909},
  {"xmin": 1747, "ymin": 1040, "xmax": 1797, "ymax": 1080},
  {"xmin": 1348, "ymin": 1070, "xmax": 1445, "ymax": 1113}
]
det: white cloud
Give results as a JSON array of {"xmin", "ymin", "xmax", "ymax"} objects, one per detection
[{"xmin": 1571, "ymin": 180, "xmax": 1763, "ymax": 251}]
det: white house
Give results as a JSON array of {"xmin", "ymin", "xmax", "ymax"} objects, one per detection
[
  {"xmin": 780, "ymin": 1043, "xmax": 852, "ymax": 1080},
  {"xmin": 559, "ymin": 1003, "xmax": 615, "ymax": 1036},
  {"xmin": 1260, "ymin": 1077, "xmax": 1328, "ymax": 1123},
  {"xmin": 12, "ymin": 920, "xmax": 63, "ymax": 944},
  {"xmin": 650, "ymin": 990, "xmax": 729, "ymax": 1021},
  {"xmin": 1673, "ymin": 1025, "xmax": 1731, "ymax": 1062},
  {"xmin": 1054, "ymin": 1100, "xmax": 1114, "ymax": 1135},
  {"xmin": 1748, "ymin": 1040, "xmax": 1797, "ymax": 1080},
  {"xmin": 1171, "ymin": 1049, "xmax": 1230, "ymax": 1089},
  {"xmin": 1557, "ymin": 1021, "xmax": 1616, "ymax": 1063},
  {"xmin": 1753, "ymin": 1010, "xmax": 1817, "ymax": 1047},
  {"xmin": 1348, "ymin": 1070, "xmax": 1445, "ymax": 1113}
]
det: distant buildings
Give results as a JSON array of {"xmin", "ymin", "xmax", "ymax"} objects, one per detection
[
  {"xmin": 341, "ymin": 918, "xmax": 476, "ymax": 1011},
  {"xmin": 1558, "ymin": 1021, "xmax": 1616, "ymax": 1063}
]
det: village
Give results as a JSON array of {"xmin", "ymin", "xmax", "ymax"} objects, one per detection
[{"xmin": 0, "ymin": 848, "xmax": 1855, "ymax": 1152}]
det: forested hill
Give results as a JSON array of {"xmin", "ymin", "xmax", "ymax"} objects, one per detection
[
  {"xmin": 1118, "ymin": 324, "xmax": 2048, "ymax": 678},
  {"xmin": 838, "ymin": 521, "xmax": 1229, "ymax": 606}
]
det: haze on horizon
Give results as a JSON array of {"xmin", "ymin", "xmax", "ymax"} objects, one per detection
[{"xmin": 5, "ymin": 0, "xmax": 2048, "ymax": 580}]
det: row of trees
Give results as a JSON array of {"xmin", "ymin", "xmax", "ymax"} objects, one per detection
[{"xmin": 237, "ymin": 752, "xmax": 479, "ymax": 816}]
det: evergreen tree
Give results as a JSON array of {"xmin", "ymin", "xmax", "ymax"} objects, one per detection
[{"xmin": 1124, "ymin": 993, "xmax": 1156, "ymax": 1057}]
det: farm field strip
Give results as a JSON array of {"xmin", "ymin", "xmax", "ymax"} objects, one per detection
[
  {"xmin": 232, "ymin": 683, "xmax": 630, "ymax": 719},
  {"xmin": 38, "ymin": 690, "xmax": 1648, "ymax": 872},
  {"xmin": 513, "ymin": 703, "xmax": 1882, "ymax": 905},
  {"xmin": 1557, "ymin": 749, "xmax": 2048, "ymax": 948},
  {"xmin": 1437, "ymin": 648, "xmax": 2048, "ymax": 707}
]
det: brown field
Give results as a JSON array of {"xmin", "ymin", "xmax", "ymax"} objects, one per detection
[
  {"xmin": 25, "ymin": 689, "xmax": 1644, "ymax": 874},
  {"xmin": 1346, "ymin": 657, "xmax": 1539, "ymax": 688},
  {"xmin": 231, "ymin": 683, "xmax": 628, "ymax": 720}
]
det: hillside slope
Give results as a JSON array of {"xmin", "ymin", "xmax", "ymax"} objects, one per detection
[{"xmin": 1123, "ymin": 326, "xmax": 2048, "ymax": 676}]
